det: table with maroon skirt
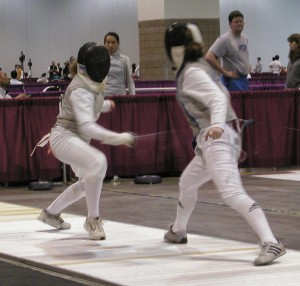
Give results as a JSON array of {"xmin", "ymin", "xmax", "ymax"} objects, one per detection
[{"xmin": 1, "ymin": 89, "xmax": 300, "ymax": 183}]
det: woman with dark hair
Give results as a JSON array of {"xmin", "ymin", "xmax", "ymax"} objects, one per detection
[
  {"xmin": 286, "ymin": 33, "xmax": 300, "ymax": 89},
  {"xmin": 103, "ymin": 32, "xmax": 135, "ymax": 95},
  {"xmin": 163, "ymin": 22, "xmax": 286, "ymax": 266},
  {"xmin": 269, "ymin": 55, "xmax": 281, "ymax": 74}
]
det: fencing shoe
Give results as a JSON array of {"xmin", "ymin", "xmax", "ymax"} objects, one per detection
[
  {"xmin": 163, "ymin": 224, "xmax": 187, "ymax": 244},
  {"xmin": 37, "ymin": 209, "xmax": 71, "ymax": 230},
  {"xmin": 84, "ymin": 217, "xmax": 106, "ymax": 240},
  {"xmin": 254, "ymin": 240, "xmax": 286, "ymax": 266}
]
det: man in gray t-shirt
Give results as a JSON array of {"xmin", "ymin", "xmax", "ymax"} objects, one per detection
[{"xmin": 205, "ymin": 10, "xmax": 250, "ymax": 91}]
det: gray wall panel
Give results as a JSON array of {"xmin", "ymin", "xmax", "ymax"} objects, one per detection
[
  {"xmin": 26, "ymin": 0, "xmax": 53, "ymax": 76},
  {"xmin": 0, "ymin": 0, "xmax": 139, "ymax": 78},
  {"xmin": 3, "ymin": 0, "xmax": 27, "ymax": 74}
]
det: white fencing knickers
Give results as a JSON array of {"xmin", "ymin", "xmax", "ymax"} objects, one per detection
[
  {"xmin": 173, "ymin": 123, "xmax": 277, "ymax": 244},
  {"xmin": 47, "ymin": 125, "xmax": 107, "ymax": 218}
]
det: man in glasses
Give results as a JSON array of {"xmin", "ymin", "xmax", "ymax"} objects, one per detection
[{"xmin": 205, "ymin": 10, "xmax": 250, "ymax": 91}]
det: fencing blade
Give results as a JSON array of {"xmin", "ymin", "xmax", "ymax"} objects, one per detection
[{"xmin": 136, "ymin": 130, "xmax": 176, "ymax": 140}]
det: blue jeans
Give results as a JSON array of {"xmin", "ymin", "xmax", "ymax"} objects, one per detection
[{"xmin": 222, "ymin": 75, "xmax": 249, "ymax": 91}]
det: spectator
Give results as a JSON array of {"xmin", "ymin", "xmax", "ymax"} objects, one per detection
[
  {"xmin": 247, "ymin": 64, "xmax": 252, "ymax": 78},
  {"xmin": 131, "ymin": 63, "xmax": 140, "ymax": 80},
  {"xmin": 15, "ymin": 64, "xmax": 23, "ymax": 80},
  {"xmin": 23, "ymin": 72, "xmax": 29, "ymax": 82},
  {"xmin": 254, "ymin": 57, "xmax": 262, "ymax": 73},
  {"xmin": 62, "ymin": 60, "xmax": 70, "ymax": 80},
  {"xmin": 57, "ymin": 62, "xmax": 62, "ymax": 78},
  {"xmin": 286, "ymin": 33, "xmax": 300, "ymax": 89},
  {"xmin": 205, "ymin": 10, "xmax": 250, "ymax": 91},
  {"xmin": 37, "ymin": 73, "xmax": 49, "ymax": 83},
  {"xmin": 281, "ymin": 66, "xmax": 287, "ymax": 74},
  {"xmin": 10, "ymin": 70, "xmax": 22, "ymax": 85},
  {"xmin": 269, "ymin": 55, "xmax": 281, "ymax": 74},
  {"xmin": 69, "ymin": 56, "xmax": 75, "ymax": 64},
  {"xmin": 0, "ymin": 70, "xmax": 27, "ymax": 99},
  {"xmin": 104, "ymin": 32, "xmax": 135, "ymax": 95},
  {"xmin": 47, "ymin": 61, "xmax": 59, "ymax": 80}
]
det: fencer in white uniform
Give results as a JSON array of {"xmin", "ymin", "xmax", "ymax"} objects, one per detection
[
  {"xmin": 37, "ymin": 42, "xmax": 135, "ymax": 240},
  {"xmin": 163, "ymin": 23, "xmax": 286, "ymax": 266}
]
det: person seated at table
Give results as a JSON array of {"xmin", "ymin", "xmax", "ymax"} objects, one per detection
[
  {"xmin": 0, "ymin": 70, "xmax": 28, "ymax": 99},
  {"xmin": 10, "ymin": 70, "xmax": 22, "ymax": 85},
  {"xmin": 37, "ymin": 73, "xmax": 49, "ymax": 83}
]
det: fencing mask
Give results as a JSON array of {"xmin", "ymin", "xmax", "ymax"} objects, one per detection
[
  {"xmin": 77, "ymin": 42, "xmax": 110, "ymax": 83},
  {"xmin": 165, "ymin": 22, "xmax": 203, "ymax": 70}
]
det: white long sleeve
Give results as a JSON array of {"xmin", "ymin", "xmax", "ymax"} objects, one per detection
[
  {"xmin": 69, "ymin": 88, "xmax": 133, "ymax": 146},
  {"xmin": 182, "ymin": 67, "xmax": 227, "ymax": 129}
]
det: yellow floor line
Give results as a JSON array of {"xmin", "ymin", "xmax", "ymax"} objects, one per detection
[{"xmin": 53, "ymin": 247, "xmax": 257, "ymax": 266}]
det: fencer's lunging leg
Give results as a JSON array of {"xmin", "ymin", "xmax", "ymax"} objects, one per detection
[
  {"xmin": 49, "ymin": 131, "xmax": 107, "ymax": 218},
  {"xmin": 224, "ymin": 194, "xmax": 277, "ymax": 243},
  {"xmin": 172, "ymin": 156, "xmax": 210, "ymax": 233},
  {"xmin": 204, "ymin": 128, "xmax": 277, "ymax": 244},
  {"xmin": 47, "ymin": 181, "xmax": 85, "ymax": 214}
]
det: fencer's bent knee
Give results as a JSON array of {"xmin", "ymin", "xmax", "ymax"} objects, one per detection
[
  {"xmin": 86, "ymin": 152, "xmax": 107, "ymax": 178},
  {"xmin": 179, "ymin": 176, "xmax": 195, "ymax": 192},
  {"xmin": 223, "ymin": 193, "xmax": 254, "ymax": 211}
]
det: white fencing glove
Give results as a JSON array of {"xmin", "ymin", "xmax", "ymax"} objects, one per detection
[{"xmin": 102, "ymin": 132, "xmax": 136, "ymax": 147}]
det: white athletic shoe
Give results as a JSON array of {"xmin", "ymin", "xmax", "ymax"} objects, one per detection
[
  {"xmin": 37, "ymin": 209, "xmax": 71, "ymax": 230},
  {"xmin": 254, "ymin": 240, "xmax": 286, "ymax": 266},
  {"xmin": 163, "ymin": 224, "xmax": 188, "ymax": 244},
  {"xmin": 84, "ymin": 217, "xmax": 106, "ymax": 240}
]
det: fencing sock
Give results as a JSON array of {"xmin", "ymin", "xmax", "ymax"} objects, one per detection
[
  {"xmin": 227, "ymin": 194, "xmax": 277, "ymax": 244},
  {"xmin": 84, "ymin": 175, "xmax": 103, "ymax": 218},
  {"xmin": 172, "ymin": 189, "xmax": 197, "ymax": 233}
]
